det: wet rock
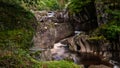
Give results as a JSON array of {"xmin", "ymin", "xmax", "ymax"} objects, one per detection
[
  {"xmin": 32, "ymin": 11, "xmax": 48, "ymax": 22},
  {"xmin": 32, "ymin": 11, "xmax": 74, "ymax": 49},
  {"xmin": 39, "ymin": 42, "xmax": 74, "ymax": 61},
  {"xmin": 32, "ymin": 22, "xmax": 74, "ymax": 49},
  {"xmin": 33, "ymin": 21, "xmax": 55, "ymax": 49},
  {"xmin": 55, "ymin": 23, "xmax": 74, "ymax": 42},
  {"xmin": 51, "ymin": 43, "xmax": 70, "ymax": 60},
  {"xmin": 39, "ymin": 41, "xmax": 113, "ymax": 68},
  {"xmin": 55, "ymin": 34, "xmax": 113, "ymax": 67},
  {"xmin": 60, "ymin": 34, "xmax": 110, "ymax": 56}
]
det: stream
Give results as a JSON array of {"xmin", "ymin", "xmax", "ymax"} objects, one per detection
[{"xmin": 31, "ymin": 11, "xmax": 120, "ymax": 68}]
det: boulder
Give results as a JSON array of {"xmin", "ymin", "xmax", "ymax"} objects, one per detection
[
  {"xmin": 57, "ymin": 34, "xmax": 112, "ymax": 65},
  {"xmin": 32, "ymin": 11, "xmax": 74, "ymax": 49},
  {"xmin": 55, "ymin": 23, "xmax": 74, "ymax": 42},
  {"xmin": 32, "ymin": 22, "xmax": 74, "ymax": 49},
  {"xmin": 60, "ymin": 34, "xmax": 110, "ymax": 56},
  {"xmin": 69, "ymin": 2, "xmax": 98, "ymax": 32},
  {"xmin": 33, "ymin": 21, "xmax": 55, "ymax": 49},
  {"xmin": 39, "ymin": 38, "xmax": 113, "ymax": 68}
]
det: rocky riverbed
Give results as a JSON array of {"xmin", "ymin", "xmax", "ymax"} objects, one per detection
[{"xmin": 30, "ymin": 11, "xmax": 119, "ymax": 68}]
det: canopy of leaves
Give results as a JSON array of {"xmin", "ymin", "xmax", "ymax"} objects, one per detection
[
  {"xmin": 68, "ymin": 0, "xmax": 92, "ymax": 13},
  {"xmin": 0, "ymin": 0, "xmax": 39, "ymax": 10},
  {"xmin": 93, "ymin": 0, "xmax": 120, "ymax": 41},
  {"xmin": 37, "ymin": 0, "xmax": 69, "ymax": 11},
  {"xmin": 0, "ymin": 0, "xmax": 69, "ymax": 11}
]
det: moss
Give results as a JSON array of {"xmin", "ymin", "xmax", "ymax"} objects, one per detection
[
  {"xmin": 93, "ymin": 0, "xmax": 120, "ymax": 41},
  {"xmin": 0, "ymin": 29, "xmax": 33, "ymax": 49},
  {"xmin": 0, "ymin": 2, "xmax": 37, "ymax": 49},
  {"xmin": 38, "ymin": 60, "xmax": 81, "ymax": 68},
  {"xmin": 92, "ymin": 20, "xmax": 120, "ymax": 41},
  {"xmin": 88, "ymin": 36, "xmax": 106, "ymax": 41},
  {"xmin": 0, "ymin": 1, "xmax": 96, "ymax": 68},
  {"xmin": 0, "ymin": 2, "xmax": 36, "ymax": 31},
  {"xmin": 0, "ymin": 2, "xmax": 38, "ymax": 67},
  {"xmin": 0, "ymin": 49, "xmax": 41, "ymax": 68},
  {"xmin": 0, "ymin": 49, "xmax": 81, "ymax": 68}
]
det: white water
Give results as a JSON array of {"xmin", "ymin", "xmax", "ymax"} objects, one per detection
[
  {"xmin": 74, "ymin": 31, "xmax": 83, "ymax": 35},
  {"xmin": 47, "ymin": 11, "xmax": 55, "ymax": 17}
]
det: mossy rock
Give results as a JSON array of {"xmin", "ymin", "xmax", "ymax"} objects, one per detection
[
  {"xmin": 0, "ymin": 49, "xmax": 39, "ymax": 68},
  {"xmin": 0, "ymin": 2, "xmax": 37, "ymax": 49},
  {"xmin": 92, "ymin": 21, "xmax": 120, "ymax": 41},
  {"xmin": 38, "ymin": 60, "xmax": 81, "ymax": 68},
  {"xmin": 87, "ymin": 36, "xmax": 106, "ymax": 41}
]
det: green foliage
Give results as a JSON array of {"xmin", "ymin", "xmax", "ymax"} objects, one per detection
[
  {"xmin": 88, "ymin": 36, "xmax": 106, "ymax": 41},
  {"xmin": 0, "ymin": 2, "xmax": 37, "ymax": 49},
  {"xmin": 0, "ymin": 0, "xmax": 39, "ymax": 10},
  {"xmin": 0, "ymin": 0, "xmax": 20, "ymax": 5},
  {"xmin": 93, "ymin": 0, "xmax": 120, "ymax": 41},
  {"xmin": 68, "ymin": 0, "xmax": 92, "ymax": 13},
  {"xmin": 37, "ymin": 0, "xmax": 60, "ymax": 10},
  {"xmin": 1, "ymin": 48, "xmax": 45, "ymax": 68},
  {"xmin": 0, "ymin": 49, "xmax": 43, "ymax": 68},
  {"xmin": 99, "ymin": 23, "xmax": 120, "ymax": 40},
  {"xmin": 0, "ymin": 1, "xmax": 39, "ymax": 68},
  {"xmin": 19, "ymin": 0, "xmax": 40, "ymax": 10},
  {"xmin": 0, "ymin": 49, "xmax": 81, "ymax": 68},
  {"xmin": 93, "ymin": 21, "xmax": 120, "ymax": 41},
  {"xmin": 0, "ymin": 29, "xmax": 33, "ymax": 49},
  {"xmin": 37, "ymin": 0, "xmax": 69, "ymax": 11},
  {"xmin": 0, "ymin": 0, "xmax": 70, "ymax": 10},
  {"xmin": 42, "ymin": 60, "xmax": 81, "ymax": 68},
  {"xmin": 0, "ymin": 1, "xmax": 81, "ymax": 68},
  {"xmin": 0, "ymin": 2, "xmax": 35, "ymax": 31}
]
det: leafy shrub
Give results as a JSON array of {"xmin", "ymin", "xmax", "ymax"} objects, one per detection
[
  {"xmin": 0, "ymin": 49, "xmax": 42, "ymax": 68},
  {"xmin": 0, "ymin": 49, "xmax": 81, "ymax": 68},
  {"xmin": 0, "ymin": 0, "xmax": 38, "ymax": 10},
  {"xmin": 99, "ymin": 23, "xmax": 120, "ymax": 41},
  {"xmin": 93, "ymin": 20, "xmax": 120, "ymax": 41},
  {"xmin": 68, "ymin": 0, "xmax": 92, "ymax": 13},
  {"xmin": 37, "ymin": 0, "xmax": 69, "ymax": 11},
  {"xmin": 0, "ymin": 2, "xmax": 37, "ymax": 49},
  {"xmin": 92, "ymin": 0, "xmax": 120, "ymax": 41}
]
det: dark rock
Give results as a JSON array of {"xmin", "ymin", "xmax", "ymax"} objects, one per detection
[{"xmin": 69, "ymin": 2, "xmax": 98, "ymax": 32}]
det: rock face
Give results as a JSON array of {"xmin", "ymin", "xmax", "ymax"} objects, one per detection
[
  {"xmin": 33, "ymin": 21, "xmax": 55, "ymax": 49},
  {"xmin": 59, "ymin": 34, "xmax": 114, "ymax": 67},
  {"xmin": 69, "ymin": 2, "xmax": 98, "ymax": 32},
  {"xmin": 59, "ymin": 34, "xmax": 109, "ymax": 55},
  {"xmin": 38, "ymin": 34, "xmax": 113, "ymax": 68},
  {"xmin": 32, "ymin": 6, "xmax": 99, "ymax": 49},
  {"xmin": 31, "ymin": 8, "xmax": 119, "ymax": 68},
  {"xmin": 39, "ymin": 42, "xmax": 74, "ymax": 61},
  {"xmin": 55, "ymin": 23, "xmax": 74, "ymax": 42},
  {"xmin": 32, "ymin": 11, "xmax": 74, "ymax": 49}
]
